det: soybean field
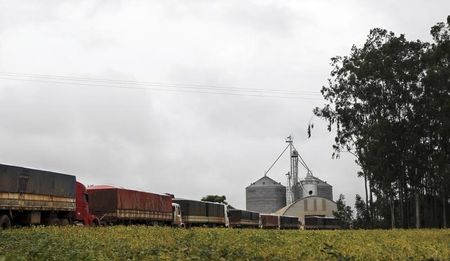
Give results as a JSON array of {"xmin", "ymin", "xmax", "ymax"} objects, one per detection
[{"xmin": 0, "ymin": 227, "xmax": 449, "ymax": 260}]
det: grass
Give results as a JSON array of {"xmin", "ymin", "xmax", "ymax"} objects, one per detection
[{"xmin": 0, "ymin": 226, "xmax": 449, "ymax": 260}]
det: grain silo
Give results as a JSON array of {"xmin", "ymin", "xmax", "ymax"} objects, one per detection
[
  {"xmin": 301, "ymin": 175, "xmax": 318, "ymax": 197},
  {"xmin": 299, "ymin": 175, "xmax": 333, "ymax": 201},
  {"xmin": 246, "ymin": 176, "xmax": 286, "ymax": 213},
  {"xmin": 316, "ymin": 178, "xmax": 333, "ymax": 201}
]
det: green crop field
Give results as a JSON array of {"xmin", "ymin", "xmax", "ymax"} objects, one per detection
[{"xmin": 0, "ymin": 227, "xmax": 449, "ymax": 260}]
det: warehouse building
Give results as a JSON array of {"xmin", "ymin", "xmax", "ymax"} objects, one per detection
[{"xmin": 274, "ymin": 196, "xmax": 337, "ymax": 225}]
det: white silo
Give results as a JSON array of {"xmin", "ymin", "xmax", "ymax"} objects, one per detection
[{"xmin": 301, "ymin": 175, "xmax": 318, "ymax": 197}]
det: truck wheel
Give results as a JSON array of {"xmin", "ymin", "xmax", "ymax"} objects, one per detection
[
  {"xmin": 0, "ymin": 215, "xmax": 11, "ymax": 230},
  {"xmin": 48, "ymin": 217, "xmax": 60, "ymax": 226},
  {"xmin": 92, "ymin": 219, "xmax": 100, "ymax": 226},
  {"xmin": 60, "ymin": 219, "xmax": 70, "ymax": 226}
]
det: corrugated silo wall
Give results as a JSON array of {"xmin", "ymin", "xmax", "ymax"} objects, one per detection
[
  {"xmin": 246, "ymin": 186, "xmax": 286, "ymax": 213},
  {"xmin": 292, "ymin": 184, "xmax": 302, "ymax": 201},
  {"xmin": 298, "ymin": 184, "xmax": 303, "ymax": 200},
  {"xmin": 317, "ymin": 183, "xmax": 333, "ymax": 201}
]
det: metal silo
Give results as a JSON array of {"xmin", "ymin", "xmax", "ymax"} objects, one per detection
[
  {"xmin": 246, "ymin": 176, "xmax": 286, "ymax": 213},
  {"xmin": 316, "ymin": 179, "xmax": 333, "ymax": 201},
  {"xmin": 301, "ymin": 175, "xmax": 318, "ymax": 198},
  {"xmin": 299, "ymin": 176, "xmax": 333, "ymax": 201}
]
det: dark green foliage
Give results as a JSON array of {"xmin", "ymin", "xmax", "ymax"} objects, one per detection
[
  {"xmin": 353, "ymin": 195, "xmax": 371, "ymax": 229},
  {"xmin": 201, "ymin": 195, "xmax": 228, "ymax": 204},
  {"xmin": 313, "ymin": 16, "xmax": 450, "ymax": 228},
  {"xmin": 333, "ymin": 194, "xmax": 354, "ymax": 229}
]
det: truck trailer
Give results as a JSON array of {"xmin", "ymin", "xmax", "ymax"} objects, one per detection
[
  {"xmin": 228, "ymin": 209, "xmax": 260, "ymax": 228},
  {"xmin": 279, "ymin": 215, "xmax": 300, "ymax": 229},
  {"xmin": 260, "ymin": 214, "xmax": 279, "ymax": 229},
  {"xmin": 87, "ymin": 186, "xmax": 182, "ymax": 226},
  {"xmin": 304, "ymin": 216, "xmax": 339, "ymax": 230},
  {"xmin": 0, "ymin": 164, "xmax": 98, "ymax": 229},
  {"xmin": 173, "ymin": 199, "xmax": 228, "ymax": 227}
]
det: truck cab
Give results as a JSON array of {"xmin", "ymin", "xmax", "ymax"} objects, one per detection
[
  {"xmin": 75, "ymin": 182, "xmax": 99, "ymax": 226},
  {"xmin": 172, "ymin": 203, "xmax": 183, "ymax": 227}
]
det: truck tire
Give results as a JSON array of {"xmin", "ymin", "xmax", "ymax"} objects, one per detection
[
  {"xmin": 48, "ymin": 217, "xmax": 60, "ymax": 226},
  {"xmin": 0, "ymin": 215, "xmax": 11, "ymax": 230},
  {"xmin": 92, "ymin": 219, "xmax": 100, "ymax": 226},
  {"xmin": 60, "ymin": 218, "xmax": 70, "ymax": 226}
]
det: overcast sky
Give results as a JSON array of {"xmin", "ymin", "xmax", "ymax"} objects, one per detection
[{"xmin": 0, "ymin": 1, "xmax": 448, "ymax": 210}]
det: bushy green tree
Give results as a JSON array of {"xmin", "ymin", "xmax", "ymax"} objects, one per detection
[
  {"xmin": 201, "ymin": 195, "xmax": 228, "ymax": 204},
  {"xmin": 312, "ymin": 16, "xmax": 450, "ymax": 229},
  {"xmin": 333, "ymin": 194, "xmax": 353, "ymax": 229},
  {"xmin": 353, "ymin": 194, "xmax": 371, "ymax": 229}
]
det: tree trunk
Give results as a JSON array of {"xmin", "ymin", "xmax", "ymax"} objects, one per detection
[
  {"xmin": 364, "ymin": 173, "xmax": 369, "ymax": 224},
  {"xmin": 443, "ymin": 191, "xmax": 447, "ymax": 229},
  {"xmin": 415, "ymin": 167, "xmax": 421, "ymax": 229},
  {"xmin": 433, "ymin": 191, "xmax": 438, "ymax": 228},
  {"xmin": 390, "ymin": 196, "xmax": 395, "ymax": 229},
  {"xmin": 399, "ymin": 184, "xmax": 404, "ymax": 228},
  {"xmin": 415, "ymin": 188, "xmax": 420, "ymax": 229},
  {"xmin": 369, "ymin": 182, "xmax": 375, "ymax": 225}
]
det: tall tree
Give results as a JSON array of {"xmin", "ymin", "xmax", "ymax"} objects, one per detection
[
  {"xmin": 425, "ymin": 16, "xmax": 450, "ymax": 228},
  {"xmin": 312, "ymin": 16, "xmax": 450, "ymax": 229}
]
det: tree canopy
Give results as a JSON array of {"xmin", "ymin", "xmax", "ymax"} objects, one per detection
[
  {"xmin": 333, "ymin": 194, "xmax": 353, "ymax": 229},
  {"xmin": 201, "ymin": 195, "xmax": 228, "ymax": 204},
  {"xmin": 313, "ymin": 16, "xmax": 450, "ymax": 228}
]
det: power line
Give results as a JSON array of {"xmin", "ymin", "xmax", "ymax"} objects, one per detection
[
  {"xmin": 0, "ymin": 76, "xmax": 322, "ymax": 100},
  {"xmin": 0, "ymin": 71, "xmax": 324, "ymax": 100},
  {"xmin": 0, "ymin": 72, "xmax": 321, "ymax": 96}
]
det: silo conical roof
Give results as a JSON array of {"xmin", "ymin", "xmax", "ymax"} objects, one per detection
[{"xmin": 246, "ymin": 176, "xmax": 286, "ymax": 188}]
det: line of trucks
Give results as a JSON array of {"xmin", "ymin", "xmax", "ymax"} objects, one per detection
[{"xmin": 0, "ymin": 164, "xmax": 322, "ymax": 230}]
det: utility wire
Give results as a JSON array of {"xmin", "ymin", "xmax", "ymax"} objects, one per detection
[
  {"xmin": 0, "ymin": 72, "xmax": 324, "ymax": 100},
  {"xmin": 0, "ymin": 71, "xmax": 321, "ymax": 96},
  {"xmin": 0, "ymin": 76, "xmax": 322, "ymax": 100}
]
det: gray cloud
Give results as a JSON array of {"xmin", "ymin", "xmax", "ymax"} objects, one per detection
[{"xmin": 0, "ymin": 0, "xmax": 448, "ymax": 210}]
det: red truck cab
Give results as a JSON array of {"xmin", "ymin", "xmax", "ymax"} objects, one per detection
[{"xmin": 75, "ymin": 182, "xmax": 99, "ymax": 225}]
